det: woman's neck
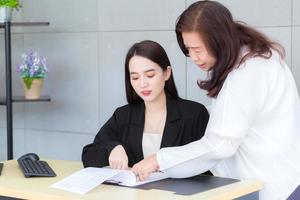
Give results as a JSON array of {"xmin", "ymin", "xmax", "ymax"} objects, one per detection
[
  {"xmin": 143, "ymin": 92, "xmax": 167, "ymax": 134},
  {"xmin": 144, "ymin": 92, "xmax": 167, "ymax": 114}
]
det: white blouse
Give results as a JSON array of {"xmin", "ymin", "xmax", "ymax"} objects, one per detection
[
  {"xmin": 156, "ymin": 52, "xmax": 300, "ymax": 200},
  {"xmin": 142, "ymin": 133, "xmax": 162, "ymax": 158}
]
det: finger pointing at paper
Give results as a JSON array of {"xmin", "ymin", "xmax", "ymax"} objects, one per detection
[
  {"xmin": 109, "ymin": 145, "xmax": 129, "ymax": 170},
  {"xmin": 132, "ymin": 154, "xmax": 159, "ymax": 181}
]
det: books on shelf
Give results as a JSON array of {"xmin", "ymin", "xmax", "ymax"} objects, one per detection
[{"xmin": 51, "ymin": 167, "xmax": 168, "ymax": 195}]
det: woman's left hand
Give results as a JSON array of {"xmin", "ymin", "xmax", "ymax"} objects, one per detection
[{"xmin": 131, "ymin": 154, "xmax": 160, "ymax": 181}]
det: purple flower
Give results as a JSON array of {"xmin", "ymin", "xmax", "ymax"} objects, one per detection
[{"xmin": 16, "ymin": 50, "xmax": 48, "ymax": 78}]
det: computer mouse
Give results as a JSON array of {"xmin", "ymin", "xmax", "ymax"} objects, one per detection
[{"xmin": 18, "ymin": 153, "xmax": 40, "ymax": 161}]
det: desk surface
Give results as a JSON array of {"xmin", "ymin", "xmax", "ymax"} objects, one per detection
[{"xmin": 0, "ymin": 159, "xmax": 262, "ymax": 200}]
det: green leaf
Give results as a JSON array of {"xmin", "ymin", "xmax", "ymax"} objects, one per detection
[
  {"xmin": 23, "ymin": 77, "xmax": 42, "ymax": 89},
  {"xmin": 0, "ymin": 0, "xmax": 20, "ymax": 9}
]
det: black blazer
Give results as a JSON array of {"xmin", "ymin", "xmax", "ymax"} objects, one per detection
[{"xmin": 82, "ymin": 97, "xmax": 209, "ymax": 169}]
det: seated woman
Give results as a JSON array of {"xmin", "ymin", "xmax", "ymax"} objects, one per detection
[{"xmin": 82, "ymin": 40, "xmax": 211, "ymax": 175}]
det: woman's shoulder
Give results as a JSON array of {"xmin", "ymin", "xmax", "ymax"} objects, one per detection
[
  {"xmin": 229, "ymin": 51, "xmax": 285, "ymax": 84},
  {"xmin": 237, "ymin": 50, "xmax": 284, "ymax": 72},
  {"xmin": 114, "ymin": 103, "xmax": 142, "ymax": 114}
]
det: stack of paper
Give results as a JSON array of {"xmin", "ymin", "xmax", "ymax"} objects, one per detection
[{"xmin": 51, "ymin": 167, "xmax": 168, "ymax": 195}]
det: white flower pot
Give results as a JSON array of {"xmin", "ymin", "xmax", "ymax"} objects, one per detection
[{"xmin": 0, "ymin": 6, "xmax": 13, "ymax": 23}]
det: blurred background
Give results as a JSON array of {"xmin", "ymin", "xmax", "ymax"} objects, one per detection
[{"xmin": 0, "ymin": 0, "xmax": 299, "ymax": 161}]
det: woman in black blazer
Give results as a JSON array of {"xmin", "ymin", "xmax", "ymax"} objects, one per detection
[{"xmin": 82, "ymin": 40, "xmax": 210, "ymax": 174}]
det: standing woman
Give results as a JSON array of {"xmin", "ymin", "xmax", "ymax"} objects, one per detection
[
  {"xmin": 82, "ymin": 40, "xmax": 210, "ymax": 176},
  {"xmin": 132, "ymin": 1, "xmax": 300, "ymax": 200}
]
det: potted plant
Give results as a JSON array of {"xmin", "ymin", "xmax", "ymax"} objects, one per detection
[
  {"xmin": 0, "ymin": 0, "xmax": 20, "ymax": 22},
  {"xmin": 17, "ymin": 51, "xmax": 49, "ymax": 99}
]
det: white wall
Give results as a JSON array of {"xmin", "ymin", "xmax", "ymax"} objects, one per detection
[{"xmin": 0, "ymin": 0, "xmax": 299, "ymax": 161}]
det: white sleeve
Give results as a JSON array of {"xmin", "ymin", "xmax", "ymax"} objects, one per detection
[
  {"xmin": 157, "ymin": 58, "xmax": 271, "ymax": 177},
  {"xmin": 157, "ymin": 131, "xmax": 241, "ymax": 178}
]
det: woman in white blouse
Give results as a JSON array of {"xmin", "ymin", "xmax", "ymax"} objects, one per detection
[{"xmin": 132, "ymin": 1, "xmax": 300, "ymax": 200}]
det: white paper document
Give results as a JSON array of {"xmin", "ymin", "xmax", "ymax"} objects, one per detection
[{"xmin": 51, "ymin": 167, "xmax": 168, "ymax": 195}]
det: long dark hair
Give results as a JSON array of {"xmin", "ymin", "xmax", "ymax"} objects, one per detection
[
  {"xmin": 176, "ymin": 1, "xmax": 285, "ymax": 97},
  {"xmin": 125, "ymin": 40, "xmax": 179, "ymax": 104}
]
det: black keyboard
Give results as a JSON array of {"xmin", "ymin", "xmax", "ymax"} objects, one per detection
[{"xmin": 18, "ymin": 159, "xmax": 56, "ymax": 178}]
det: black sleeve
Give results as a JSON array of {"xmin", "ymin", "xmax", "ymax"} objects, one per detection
[
  {"xmin": 82, "ymin": 109, "xmax": 122, "ymax": 168},
  {"xmin": 193, "ymin": 104, "xmax": 209, "ymax": 140}
]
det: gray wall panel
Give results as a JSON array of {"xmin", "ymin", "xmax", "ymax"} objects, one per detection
[
  {"xmin": 24, "ymin": 130, "xmax": 94, "ymax": 161},
  {"xmin": 22, "ymin": 0, "xmax": 98, "ymax": 32},
  {"xmin": 98, "ymin": 0, "xmax": 185, "ymax": 31},
  {"xmin": 292, "ymin": 27, "xmax": 300, "ymax": 93},
  {"xmin": 188, "ymin": 0, "xmax": 292, "ymax": 27},
  {"xmin": 23, "ymin": 33, "xmax": 99, "ymax": 134},
  {"xmin": 293, "ymin": 0, "xmax": 300, "ymax": 25}
]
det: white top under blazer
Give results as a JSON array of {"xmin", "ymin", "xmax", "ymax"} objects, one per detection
[
  {"xmin": 156, "ymin": 50, "xmax": 300, "ymax": 200},
  {"xmin": 142, "ymin": 133, "xmax": 162, "ymax": 158}
]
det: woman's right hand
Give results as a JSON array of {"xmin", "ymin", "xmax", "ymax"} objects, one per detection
[{"xmin": 108, "ymin": 145, "xmax": 129, "ymax": 170}]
